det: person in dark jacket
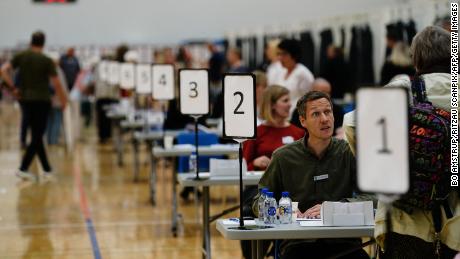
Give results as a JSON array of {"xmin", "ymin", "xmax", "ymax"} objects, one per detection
[{"xmin": 59, "ymin": 47, "xmax": 80, "ymax": 90}]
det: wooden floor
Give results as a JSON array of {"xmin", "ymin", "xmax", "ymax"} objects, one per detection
[{"xmin": 0, "ymin": 101, "xmax": 243, "ymax": 259}]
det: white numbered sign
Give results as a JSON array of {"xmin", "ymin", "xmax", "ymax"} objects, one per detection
[
  {"xmin": 356, "ymin": 87, "xmax": 409, "ymax": 194},
  {"xmin": 98, "ymin": 61, "xmax": 108, "ymax": 82},
  {"xmin": 223, "ymin": 74, "xmax": 256, "ymax": 139},
  {"xmin": 108, "ymin": 61, "xmax": 120, "ymax": 85},
  {"xmin": 135, "ymin": 64, "xmax": 152, "ymax": 94},
  {"xmin": 120, "ymin": 63, "xmax": 135, "ymax": 89},
  {"xmin": 179, "ymin": 69, "xmax": 209, "ymax": 115},
  {"xmin": 152, "ymin": 64, "xmax": 175, "ymax": 100}
]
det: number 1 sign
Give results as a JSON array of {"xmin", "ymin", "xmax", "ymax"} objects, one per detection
[
  {"xmin": 223, "ymin": 74, "xmax": 256, "ymax": 139},
  {"xmin": 179, "ymin": 69, "xmax": 209, "ymax": 115},
  {"xmin": 356, "ymin": 87, "xmax": 409, "ymax": 195}
]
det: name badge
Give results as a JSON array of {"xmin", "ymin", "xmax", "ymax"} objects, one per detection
[
  {"xmin": 282, "ymin": 136, "xmax": 294, "ymax": 144},
  {"xmin": 314, "ymin": 174, "xmax": 329, "ymax": 182}
]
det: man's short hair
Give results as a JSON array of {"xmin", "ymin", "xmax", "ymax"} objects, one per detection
[
  {"xmin": 411, "ymin": 26, "xmax": 450, "ymax": 72},
  {"xmin": 296, "ymin": 91, "xmax": 333, "ymax": 118},
  {"xmin": 278, "ymin": 39, "xmax": 302, "ymax": 63},
  {"xmin": 31, "ymin": 31, "xmax": 45, "ymax": 47}
]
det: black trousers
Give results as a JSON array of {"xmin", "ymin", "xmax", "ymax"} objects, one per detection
[
  {"xmin": 19, "ymin": 102, "xmax": 29, "ymax": 146},
  {"xmin": 19, "ymin": 101, "xmax": 52, "ymax": 172},
  {"xmin": 381, "ymin": 232, "xmax": 458, "ymax": 259},
  {"xmin": 96, "ymin": 98, "xmax": 117, "ymax": 142}
]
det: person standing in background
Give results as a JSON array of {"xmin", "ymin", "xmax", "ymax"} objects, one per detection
[
  {"xmin": 47, "ymin": 52, "xmax": 69, "ymax": 145},
  {"xmin": 263, "ymin": 39, "xmax": 284, "ymax": 86},
  {"xmin": 273, "ymin": 39, "xmax": 314, "ymax": 118},
  {"xmin": 0, "ymin": 31, "xmax": 67, "ymax": 180},
  {"xmin": 226, "ymin": 47, "xmax": 249, "ymax": 73},
  {"xmin": 59, "ymin": 47, "xmax": 80, "ymax": 91}
]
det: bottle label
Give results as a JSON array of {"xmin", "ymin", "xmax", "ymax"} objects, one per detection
[
  {"xmin": 279, "ymin": 206, "xmax": 287, "ymax": 215},
  {"xmin": 268, "ymin": 206, "xmax": 276, "ymax": 216}
]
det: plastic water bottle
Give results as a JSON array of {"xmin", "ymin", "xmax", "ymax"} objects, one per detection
[
  {"xmin": 264, "ymin": 192, "xmax": 277, "ymax": 224},
  {"xmin": 278, "ymin": 191, "xmax": 292, "ymax": 224},
  {"xmin": 189, "ymin": 152, "xmax": 197, "ymax": 173},
  {"xmin": 258, "ymin": 188, "xmax": 269, "ymax": 224}
]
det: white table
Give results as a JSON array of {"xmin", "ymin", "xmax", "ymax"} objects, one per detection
[
  {"xmin": 178, "ymin": 172, "xmax": 264, "ymax": 259},
  {"xmin": 106, "ymin": 108, "xmax": 128, "ymax": 166},
  {"xmin": 132, "ymin": 129, "xmax": 222, "ymax": 182},
  {"xmin": 153, "ymin": 144, "xmax": 239, "ymax": 157},
  {"xmin": 217, "ymin": 220, "xmax": 374, "ymax": 259},
  {"xmin": 151, "ymin": 145, "xmax": 241, "ymax": 238}
]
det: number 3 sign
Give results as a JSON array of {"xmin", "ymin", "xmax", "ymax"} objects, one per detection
[
  {"xmin": 356, "ymin": 87, "xmax": 409, "ymax": 195},
  {"xmin": 179, "ymin": 69, "xmax": 209, "ymax": 115},
  {"xmin": 223, "ymin": 74, "xmax": 256, "ymax": 139}
]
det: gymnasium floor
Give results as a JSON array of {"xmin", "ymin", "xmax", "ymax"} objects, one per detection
[{"xmin": 0, "ymin": 101, "xmax": 242, "ymax": 259}]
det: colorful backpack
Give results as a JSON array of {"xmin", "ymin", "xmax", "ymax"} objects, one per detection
[{"xmin": 393, "ymin": 77, "xmax": 451, "ymax": 214}]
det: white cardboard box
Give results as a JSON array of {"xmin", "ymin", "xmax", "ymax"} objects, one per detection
[
  {"xmin": 321, "ymin": 201, "xmax": 374, "ymax": 226},
  {"xmin": 209, "ymin": 158, "xmax": 247, "ymax": 176}
]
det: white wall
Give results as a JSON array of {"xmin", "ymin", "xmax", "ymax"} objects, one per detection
[{"xmin": 0, "ymin": 0, "xmax": 448, "ymax": 48}]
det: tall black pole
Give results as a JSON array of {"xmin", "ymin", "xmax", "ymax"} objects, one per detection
[
  {"xmin": 194, "ymin": 116, "xmax": 200, "ymax": 180},
  {"xmin": 238, "ymin": 141, "xmax": 244, "ymax": 227},
  {"xmin": 161, "ymin": 102, "xmax": 167, "ymax": 144}
]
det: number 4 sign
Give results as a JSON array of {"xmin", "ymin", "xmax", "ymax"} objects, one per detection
[
  {"xmin": 223, "ymin": 74, "xmax": 256, "ymax": 139},
  {"xmin": 152, "ymin": 64, "xmax": 175, "ymax": 100},
  {"xmin": 356, "ymin": 87, "xmax": 409, "ymax": 195}
]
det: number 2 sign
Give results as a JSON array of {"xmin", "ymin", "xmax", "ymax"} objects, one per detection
[
  {"xmin": 223, "ymin": 74, "xmax": 256, "ymax": 139},
  {"xmin": 356, "ymin": 87, "xmax": 409, "ymax": 195}
]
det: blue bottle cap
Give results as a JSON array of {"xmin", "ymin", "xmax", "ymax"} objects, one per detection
[
  {"xmin": 261, "ymin": 187, "xmax": 269, "ymax": 194},
  {"xmin": 282, "ymin": 191, "xmax": 289, "ymax": 197},
  {"xmin": 266, "ymin": 192, "xmax": 274, "ymax": 198}
]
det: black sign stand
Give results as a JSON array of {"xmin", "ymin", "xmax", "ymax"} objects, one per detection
[
  {"xmin": 221, "ymin": 73, "xmax": 270, "ymax": 230},
  {"xmin": 190, "ymin": 115, "xmax": 202, "ymax": 180}
]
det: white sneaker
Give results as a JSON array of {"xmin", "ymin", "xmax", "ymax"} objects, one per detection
[
  {"xmin": 42, "ymin": 171, "xmax": 56, "ymax": 181},
  {"xmin": 15, "ymin": 170, "xmax": 36, "ymax": 181}
]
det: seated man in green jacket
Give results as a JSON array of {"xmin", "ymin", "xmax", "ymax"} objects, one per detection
[{"xmin": 253, "ymin": 91, "xmax": 369, "ymax": 259}]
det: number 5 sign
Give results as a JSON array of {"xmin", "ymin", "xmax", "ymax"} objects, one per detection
[
  {"xmin": 223, "ymin": 74, "xmax": 256, "ymax": 139},
  {"xmin": 179, "ymin": 69, "xmax": 209, "ymax": 115},
  {"xmin": 356, "ymin": 87, "xmax": 409, "ymax": 195}
]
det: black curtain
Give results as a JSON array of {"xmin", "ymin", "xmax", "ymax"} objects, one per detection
[
  {"xmin": 319, "ymin": 29, "xmax": 333, "ymax": 76},
  {"xmin": 348, "ymin": 25, "xmax": 375, "ymax": 92},
  {"xmin": 299, "ymin": 31, "xmax": 315, "ymax": 73}
]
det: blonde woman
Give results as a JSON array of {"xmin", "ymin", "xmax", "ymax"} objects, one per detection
[{"xmin": 244, "ymin": 85, "xmax": 304, "ymax": 171}]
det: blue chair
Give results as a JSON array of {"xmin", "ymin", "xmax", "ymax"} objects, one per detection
[{"xmin": 176, "ymin": 132, "xmax": 223, "ymax": 173}]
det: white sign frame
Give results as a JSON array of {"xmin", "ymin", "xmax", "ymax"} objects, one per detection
[
  {"xmin": 135, "ymin": 64, "xmax": 152, "ymax": 94},
  {"xmin": 179, "ymin": 69, "xmax": 209, "ymax": 115},
  {"xmin": 108, "ymin": 61, "xmax": 120, "ymax": 85},
  {"xmin": 152, "ymin": 64, "xmax": 175, "ymax": 100},
  {"xmin": 356, "ymin": 87, "xmax": 410, "ymax": 195},
  {"xmin": 120, "ymin": 63, "xmax": 135, "ymax": 90},
  {"xmin": 98, "ymin": 61, "xmax": 108, "ymax": 82},
  {"xmin": 222, "ymin": 73, "xmax": 257, "ymax": 139}
]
